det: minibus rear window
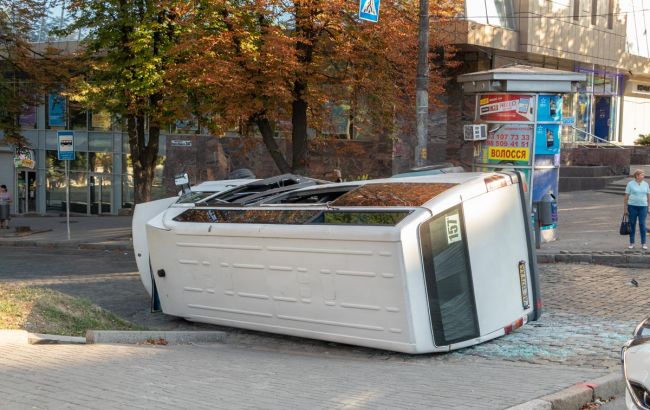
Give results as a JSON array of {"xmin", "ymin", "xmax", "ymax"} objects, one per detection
[{"xmin": 419, "ymin": 206, "xmax": 479, "ymax": 346}]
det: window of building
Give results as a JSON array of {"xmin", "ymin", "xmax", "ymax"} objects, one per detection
[
  {"xmin": 89, "ymin": 133, "xmax": 113, "ymax": 152},
  {"xmin": 89, "ymin": 152, "xmax": 113, "ymax": 173},
  {"xmin": 591, "ymin": 0, "xmax": 597, "ymax": 25},
  {"xmin": 465, "ymin": 0, "xmax": 516, "ymax": 30},
  {"xmin": 90, "ymin": 111, "xmax": 112, "ymax": 131},
  {"xmin": 607, "ymin": 0, "xmax": 614, "ymax": 29},
  {"xmin": 19, "ymin": 106, "xmax": 37, "ymax": 129},
  {"xmin": 573, "ymin": 0, "xmax": 580, "ymax": 21},
  {"xmin": 621, "ymin": 0, "xmax": 650, "ymax": 57},
  {"xmin": 69, "ymin": 102, "xmax": 87, "ymax": 130}
]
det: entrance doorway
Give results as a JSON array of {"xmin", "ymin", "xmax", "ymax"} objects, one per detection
[
  {"xmin": 594, "ymin": 96, "xmax": 611, "ymax": 142},
  {"xmin": 16, "ymin": 170, "xmax": 36, "ymax": 214},
  {"xmin": 89, "ymin": 174, "xmax": 111, "ymax": 214}
]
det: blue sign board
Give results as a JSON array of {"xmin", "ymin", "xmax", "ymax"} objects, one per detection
[
  {"xmin": 535, "ymin": 124, "xmax": 560, "ymax": 155},
  {"xmin": 48, "ymin": 93, "xmax": 66, "ymax": 127},
  {"xmin": 536, "ymin": 95, "xmax": 562, "ymax": 122},
  {"xmin": 57, "ymin": 130, "xmax": 75, "ymax": 161},
  {"xmin": 359, "ymin": 0, "xmax": 380, "ymax": 22}
]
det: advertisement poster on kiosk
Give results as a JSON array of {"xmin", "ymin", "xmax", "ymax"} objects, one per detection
[
  {"xmin": 537, "ymin": 95, "xmax": 562, "ymax": 122},
  {"xmin": 479, "ymin": 94, "xmax": 535, "ymax": 122},
  {"xmin": 535, "ymin": 123, "xmax": 561, "ymax": 155},
  {"xmin": 475, "ymin": 123, "xmax": 533, "ymax": 186}
]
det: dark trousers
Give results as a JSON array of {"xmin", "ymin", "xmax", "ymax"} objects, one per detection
[{"xmin": 628, "ymin": 205, "xmax": 648, "ymax": 244}]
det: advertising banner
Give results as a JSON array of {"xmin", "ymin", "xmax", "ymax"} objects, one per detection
[
  {"xmin": 535, "ymin": 123, "xmax": 561, "ymax": 155},
  {"xmin": 537, "ymin": 95, "xmax": 562, "ymax": 122},
  {"xmin": 532, "ymin": 155, "xmax": 560, "ymax": 202},
  {"xmin": 13, "ymin": 147, "xmax": 35, "ymax": 169},
  {"xmin": 477, "ymin": 124, "xmax": 533, "ymax": 166},
  {"xmin": 479, "ymin": 94, "xmax": 535, "ymax": 122},
  {"xmin": 48, "ymin": 94, "xmax": 66, "ymax": 127}
]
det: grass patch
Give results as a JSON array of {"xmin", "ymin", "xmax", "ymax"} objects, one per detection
[{"xmin": 0, "ymin": 284, "xmax": 142, "ymax": 336}]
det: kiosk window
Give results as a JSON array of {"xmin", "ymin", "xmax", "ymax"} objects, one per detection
[{"xmin": 419, "ymin": 206, "xmax": 479, "ymax": 346}]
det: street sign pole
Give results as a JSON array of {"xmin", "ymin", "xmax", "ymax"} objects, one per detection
[
  {"xmin": 65, "ymin": 159, "xmax": 70, "ymax": 240},
  {"xmin": 57, "ymin": 130, "xmax": 75, "ymax": 241}
]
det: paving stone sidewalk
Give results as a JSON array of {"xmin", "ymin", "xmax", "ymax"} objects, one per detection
[{"xmin": 0, "ymin": 340, "xmax": 608, "ymax": 410}]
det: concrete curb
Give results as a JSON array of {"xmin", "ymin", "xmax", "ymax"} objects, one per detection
[
  {"xmin": 86, "ymin": 330, "xmax": 226, "ymax": 345},
  {"xmin": 537, "ymin": 251, "xmax": 650, "ymax": 266},
  {"xmin": 506, "ymin": 372, "xmax": 625, "ymax": 410},
  {"xmin": 0, "ymin": 239, "xmax": 131, "ymax": 252},
  {"xmin": 0, "ymin": 330, "xmax": 226, "ymax": 346},
  {"xmin": 28, "ymin": 333, "xmax": 86, "ymax": 344}
]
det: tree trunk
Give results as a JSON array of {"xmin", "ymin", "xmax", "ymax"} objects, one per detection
[
  {"xmin": 291, "ymin": 80, "xmax": 309, "ymax": 174},
  {"xmin": 290, "ymin": 3, "xmax": 315, "ymax": 175},
  {"xmin": 127, "ymin": 114, "xmax": 159, "ymax": 204},
  {"xmin": 254, "ymin": 114, "xmax": 291, "ymax": 173}
]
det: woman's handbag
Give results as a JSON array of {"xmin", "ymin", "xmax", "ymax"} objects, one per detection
[{"xmin": 620, "ymin": 214, "xmax": 631, "ymax": 235}]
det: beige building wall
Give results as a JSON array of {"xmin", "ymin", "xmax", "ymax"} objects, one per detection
[
  {"xmin": 460, "ymin": 0, "xmax": 627, "ymax": 67},
  {"xmin": 517, "ymin": 0, "xmax": 627, "ymax": 67},
  {"xmin": 621, "ymin": 80, "xmax": 650, "ymax": 145},
  {"xmin": 458, "ymin": 0, "xmax": 650, "ymax": 145}
]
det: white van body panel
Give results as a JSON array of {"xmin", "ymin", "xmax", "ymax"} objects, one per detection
[
  {"xmin": 147, "ymin": 216, "xmax": 432, "ymax": 353},
  {"xmin": 140, "ymin": 172, "xmax": 539, "ymax": 353},
  {"xmin": 133, "ymin": 179, "xmax": 254, "ymax": 296},
  {"xmin": 132, "ymin": 197, "xmax": 177, "ymax": 296}
]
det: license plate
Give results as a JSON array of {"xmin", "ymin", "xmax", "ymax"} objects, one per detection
[{"xmin": 518, "ymin": 261, "xmax": 530, "ymax": 310}]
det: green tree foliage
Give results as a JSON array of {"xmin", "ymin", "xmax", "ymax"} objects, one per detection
[
  {"xmin": 59, "ymin": 0, "xmax": 183, "ymax": 203},
  {"xmin": 635, "ymin": 134, "xmax": 650, "ymax": 146}
]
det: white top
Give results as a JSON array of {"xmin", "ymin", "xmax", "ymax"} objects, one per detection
[{"xmin": 626, "ymin": 180, "xmax": 650, "ymax": 207}]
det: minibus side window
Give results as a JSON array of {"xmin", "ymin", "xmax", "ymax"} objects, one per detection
[{"xmin": 419, "ymin": 206, "xmax": 479, "ymax": 346}]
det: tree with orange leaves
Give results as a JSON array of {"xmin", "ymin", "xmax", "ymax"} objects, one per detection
[{"xmin": 169, "ymin": 0, "xmax": 463, "ymax": 174}]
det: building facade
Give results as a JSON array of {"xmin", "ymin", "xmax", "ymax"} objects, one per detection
[{"xmin": 450, "ymin": 0, "xmax": 650, "ymax": 148}]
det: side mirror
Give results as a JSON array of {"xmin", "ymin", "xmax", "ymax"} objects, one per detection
[{"xmin": 175, "ymin": 173, "xmax": 191, "ymax": 195}]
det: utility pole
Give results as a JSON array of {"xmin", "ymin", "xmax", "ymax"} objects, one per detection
[{"xmin": 415, "ymin": 0, "xmax": 429, "ymax": 167}]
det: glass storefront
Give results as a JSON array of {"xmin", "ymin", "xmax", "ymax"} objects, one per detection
[{"xmin": 569, "ymin": 66, "xmax": 623, "ymax": 143}]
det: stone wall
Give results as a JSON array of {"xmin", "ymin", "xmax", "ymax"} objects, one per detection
[
  {"xmin": 629, "ymin": 145, "xmax": 650, "ymax": 164},
  {"xmin": 162, "ymin": 135, "xmax": 393, "ymax": 195},
  {"xmin": 560, "ymin": 146, "xmax": 631, "ymax": 175}
]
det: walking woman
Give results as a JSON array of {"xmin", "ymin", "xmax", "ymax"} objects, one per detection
[
  {"xmin": 624, "ymin": 169, "xmax": 650, "ymax": 249},
  {"xmin": 0, "ymin": 185, "xmax": 11, "ymax": 229}
]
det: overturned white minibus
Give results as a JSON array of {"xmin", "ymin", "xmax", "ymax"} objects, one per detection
[{"xmin": 133, "ymin": 171, "xmax": 541, "ymax": 354}]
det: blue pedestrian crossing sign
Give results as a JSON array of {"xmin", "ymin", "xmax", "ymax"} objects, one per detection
[{"xmin": 359, "ymin": 0, "xmax": 380, "ymax": 22}]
